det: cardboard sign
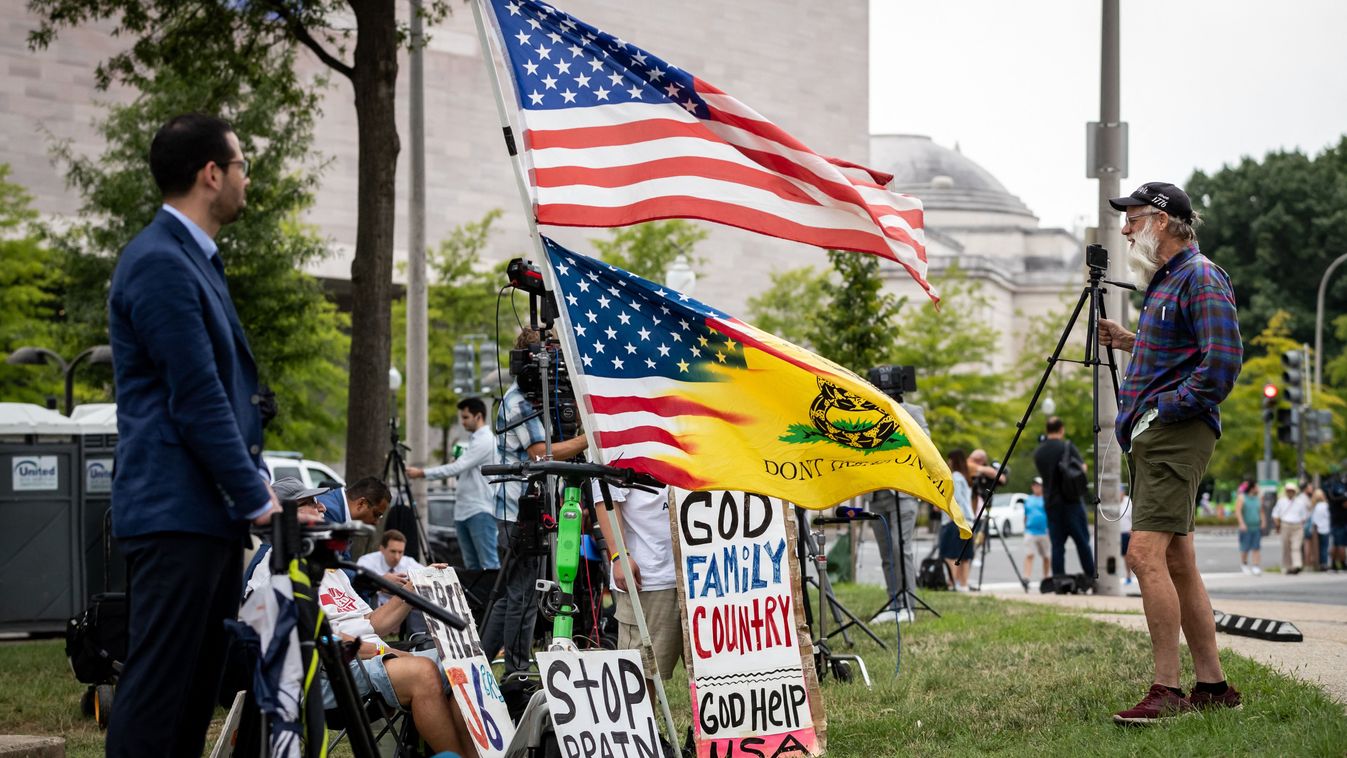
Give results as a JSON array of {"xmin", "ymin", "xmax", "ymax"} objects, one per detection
[
  {"xmin": 537, "ymin": 649, "xmax": 663, "ymax": 758},
  {"xmin": 411, "ymin": 567, "xmax": 515, "ymax": 758},
  {"xmin": 671, "ymin": 489, "xmax": 825, "ymax": 758}
]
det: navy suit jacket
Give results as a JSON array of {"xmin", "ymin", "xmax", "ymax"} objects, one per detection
[{"xmin": 109, "ymin": 209, "xmax": 270, "ymax": 539}]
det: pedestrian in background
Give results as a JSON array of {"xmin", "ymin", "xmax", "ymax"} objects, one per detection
[
  {"xmin": 1022, "ymin": 478, "xmax": 1050, "ymax": 582},
  {"xmin": 1235, "ymin": 480, "xmax": 1264, "ymax": 576},
  {"xmin": 1272, "ymin": 482, "xmax": 1308, "ymax": 574},
  {"xmin": 1311, "ymin": 488, "xmax": 1331, "ymax": 571}
]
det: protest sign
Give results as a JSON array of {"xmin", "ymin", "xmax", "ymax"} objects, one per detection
[
  {"xmin": 537, "ymin": 648, "xmax": 663, "ymax": 758},
  {"xmin": 671, "ymin": 489, "xmax": 825, "ymax": 758},
  {"xmin": 411, "ymin": 567, "xmax": 514, "ymax": 757}
]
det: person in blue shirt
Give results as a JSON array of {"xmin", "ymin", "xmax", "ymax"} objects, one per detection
[{"xmin": 1022, "ymin": 477, "xmax": 1050, "ymax": 582}]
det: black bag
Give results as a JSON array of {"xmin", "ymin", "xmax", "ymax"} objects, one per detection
[
  {"xmin": 917, "ymin": 558, "xmax": 953, "ymax": 591},
  {"xmin": 1040, "ymin": 573, "xmax": 1093, "ymax": 595},
  {"xmin": 66, "ymin": 593, "xmax": 128, "ymax": 685},
  {"xmin": 1056, "ymin": 442, "xmax": 1089, "ymax": 502}
]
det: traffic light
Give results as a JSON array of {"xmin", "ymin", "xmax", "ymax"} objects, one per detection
[
  {"xmin": 453, "ymin": 342, "xmax": 477, "ymax": 394},
  {"xmin": 1282, "ymin": 349, "xmax": 1306, "ymax": 405},
  {"xmin": 1276, "ymin": 407, "xmax": 1299, "ymax": 445},
  {"xmin": 1305, "ymin": 409, "xmax": 1335, "ymax": 446},
  {"xmin": 1262, "ymin": 383, "xmax": 1279, "ymax": 422}
]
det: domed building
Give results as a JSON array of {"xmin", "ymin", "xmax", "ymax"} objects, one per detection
[{"xmin": 871, "ymin": 134, "xmax": 1085, "ymax": 373}]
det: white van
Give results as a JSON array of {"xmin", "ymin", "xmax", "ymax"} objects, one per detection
[{"xmin": 263, "ymin": 451, "xmax": 345, "ymax": 490}]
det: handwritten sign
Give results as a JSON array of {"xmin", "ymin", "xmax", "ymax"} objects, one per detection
[
  {"xmin": 411, "ymin": 567, "xmax": 515, "ymax": 758},
  {"xmin": 537, "ymin": 649, "xmax": 663, "ymax": 758},
  {"xmin": 671, "ymin": 490, "xmax": 825, "ymax": 758}
]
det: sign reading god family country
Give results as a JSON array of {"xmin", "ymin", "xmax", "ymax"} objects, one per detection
[
  {"xmin": 537, "ymin": 649, "xmax": 662, "ymax": 758},
  {"xmin": 411, "ymin": 567, "xmax": 514, "ymax": 758},
  {"xmin": 671, "ymin": 489, "xmax": 825, "ymax": 758}
]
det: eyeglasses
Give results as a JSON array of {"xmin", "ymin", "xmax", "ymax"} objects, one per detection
[
  {"xmin": 1122, "ymin": 210, "xmax": 1161, "ymax": 226},
  {"xmin": 218, "ymin": 158, "xmax": 250, "ymax": 178}
]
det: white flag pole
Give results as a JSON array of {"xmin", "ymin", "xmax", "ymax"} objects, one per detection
[{"xmin": 469, "ymin": 3, "xmax": 682, "ymax": 753}]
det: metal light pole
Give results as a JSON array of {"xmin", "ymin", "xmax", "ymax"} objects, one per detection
[
  {"xmin": 407, "ymin": 0, "xmax": 430, "ymax": 536},
  {"xmin": 1089, "ymin": 0, "xmax": 1126, "ymax": 596},
  {"xmin": 1315, "ymin": 252, "xmax": 1347, "ymax": 389},
  {"xmin": 5, "ymin": 345, "xmax": 113, "ymax": 414}
]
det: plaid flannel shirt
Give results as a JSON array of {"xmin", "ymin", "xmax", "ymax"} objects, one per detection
[{"xmin": 1116, "ymin": 244, "xmax": 1243, "ymax": 451}]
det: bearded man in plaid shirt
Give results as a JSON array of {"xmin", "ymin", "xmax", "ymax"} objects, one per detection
[{"xmin": 1098, "ymin": 182, "xmax": 1244, "ymax": 725}]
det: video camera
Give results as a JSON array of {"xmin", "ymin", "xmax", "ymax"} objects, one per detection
[
  {"xmin": 504, "ymin": 258, "xmax": 580, "ymax": 442},
  {"xmin": 868, "ymin": 364, "xmax": 917, "ymax": 402}
]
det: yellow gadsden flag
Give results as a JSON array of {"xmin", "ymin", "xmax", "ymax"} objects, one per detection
[{"xmin": 543, "ymin": 239, "xmax": 968, "ymax": 537}]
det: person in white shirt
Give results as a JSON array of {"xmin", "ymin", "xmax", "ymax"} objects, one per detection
[
  {"xmin": 355, "ymin": 529, "xmax": 425, "ymax": 607},
  {"xmin": 1271, "ymin": 483, "xmax": 1310, "ymax": 574},
  {"xmin": 1311, "ymin": 488, "xmax": 1332, "ymax": 571},
  {"xmin": 408, "ymin": 397, "xmax": 500, "ymax": 570},
  {"xmin": 593, "ymin": 481, "xmax": 681, "ymax": 681}
]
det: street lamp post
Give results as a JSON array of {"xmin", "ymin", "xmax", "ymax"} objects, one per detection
[
  {"xmin": 5, "ymin": 345, "xmax": 113, "ymax": 414},
  {"xmin": 1314, "ymin": 252, "xmax": 1347, "ymax": 389}
]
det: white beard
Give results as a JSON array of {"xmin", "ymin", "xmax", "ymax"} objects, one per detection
[{"xmin": 1127, "ymin": 224, "xmax": 1163, "ymax": 285}]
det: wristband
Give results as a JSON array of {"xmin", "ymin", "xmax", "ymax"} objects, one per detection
[
  {"xmin": 611, "ymin": 551, "xmax": 621, "ymax": 562},
  {"xmin": 376, "ymin": 644, "xmax": 387, "ymax": 657}
]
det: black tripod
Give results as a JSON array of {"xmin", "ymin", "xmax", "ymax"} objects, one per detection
[
  {"xmin": 970, "ymin": 500, "xmax": 1030, "ymax": 592},
  {"xmin": 261, "ymin": 502, "xmax": 469, "ymax": 758},
  {"xmin": 795, "ymin": 508, "xmax": 879, "ymax": 688},
  {"xmin": 383, "ymin": 413, "xmax": 434, "ymax": 563},
  {"xmin": 866, "ymin": 497, "xmax": 940, "ymax": 621},
  {"xmin": 966, "ymin": 244, "xmax": 1134, "ymax": 582}
]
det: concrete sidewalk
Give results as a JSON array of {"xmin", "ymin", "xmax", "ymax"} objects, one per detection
[{"xmin": 985, "ymin": 581, "xmax": 1347, "ymax": 705}]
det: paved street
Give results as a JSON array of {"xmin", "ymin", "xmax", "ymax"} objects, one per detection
[{"xmin": 845, "ymin": 525, "xmax": 1347, "ymax": 606}]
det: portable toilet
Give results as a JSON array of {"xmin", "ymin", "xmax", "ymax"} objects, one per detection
[
  {"xmin": 71, "ymin": 404, "xmax": 121, "ymax": 597},
  {"xmin": 0, "ymin": 403, "xmax": 83, "ymax": 633}
]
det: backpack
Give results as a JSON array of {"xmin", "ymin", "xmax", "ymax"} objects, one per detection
[
  {"xmin": 917, "ymin": 558, "xmax": 953, "ymax": 591},
  {"xmin": 1056, "ymin": 442, "xmax": 1089, "ymax": 503}
]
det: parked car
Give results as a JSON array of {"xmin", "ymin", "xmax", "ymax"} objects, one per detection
[
  {"xmin": 264, "ymin": 451, "xmax": 344, "ymax": 490},
  {"xmin": 424, "ymin": 486, "xmax": 463, "ymax": 566},
  {"xmin": 988, "ymin": 492, "xmax": 1027, "ymax": 536}
]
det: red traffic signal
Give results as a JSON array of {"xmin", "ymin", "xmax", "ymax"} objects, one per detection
[{"xmin": 1263, "ymin": 383, "xmax": 1279, "ymax": 400}]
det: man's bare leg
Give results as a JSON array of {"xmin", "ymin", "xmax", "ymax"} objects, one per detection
[
  {"xmin": 1167, "ymin": 533, "xmax": 1225, "ymax": 683},
  {"xmin": 385, "ymin": 656, "xmax": 469, "ymax": 755},
  {"xmin": 1127, "ymin": 530, "xmax": 1181, "ymax": 687}
]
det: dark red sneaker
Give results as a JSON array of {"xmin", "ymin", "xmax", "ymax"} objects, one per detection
[
  {"xmin": 1113, "ymin": 684, "xmax": 1193, "ymax": 725},
  {"xmin": 1188, "ymin": 684, "xmax": 1243, "ymax": 711}
]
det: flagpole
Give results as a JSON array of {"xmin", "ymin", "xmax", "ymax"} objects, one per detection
[{"xmin": 469, "ymin": 3, "xmax": 682, "ymax": 752}]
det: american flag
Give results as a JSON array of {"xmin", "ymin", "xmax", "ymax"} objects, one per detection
[
  {"xmin": 541, "ymin": 237, "xmax": 962, "ymax": 521},
  {"xmin": 483, "ymin": 0, "xmax": 937, "ymax": 302}
]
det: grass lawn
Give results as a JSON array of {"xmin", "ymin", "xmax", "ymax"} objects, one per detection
[{"xmin": 3, "ymin": 584, "xmax": 1345, "ymax": 757}]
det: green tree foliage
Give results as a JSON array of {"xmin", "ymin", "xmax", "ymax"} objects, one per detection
[
  {"xmin": 888, "ymin": 267, "xmax": 1012, "ymax": 459},
  {"xmin": 393, "ymin": 211, "xmax": 521, "ymax": 460},
  {"xmin": 746, "ymin": 265, "xmax": 828, "ymax": 348},
  {"xmin": 44, "ymin": 46, "xmax": 350, "ymax": 459},
  {"xmin": 0, "ymin": 166, "xmax": 65, "ymax": 406},
  {"xmin": 812, "ymin": 251, "xmax": 905, "ymax": 375},
  {"xmin": 1187, "ymin": 138, "xmax": 1347, "ymax": 362},
  {"xmin": 590, "ymin": 220, "xmax": 708, "ymax": 282},
  {"xmin": 29, "ymin": 0, "xmax": 453, "ymax": 478},
  {"xmin": 1205, "ymin": 311, "xmax": 1345, "ymax": 484}
]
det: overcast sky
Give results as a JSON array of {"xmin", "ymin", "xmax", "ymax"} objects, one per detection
[{"xmin": 870, "ymin": 0, "xmax": 1347, "ymax": 234}]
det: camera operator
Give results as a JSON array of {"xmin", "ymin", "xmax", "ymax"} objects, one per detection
[
  {"xmin": 868, "ymin": 401, "xmax": 930, "ymax": 624},
  {"xmin": 480, "ymin": 327, "xmax": 589, "ymax": 678},
  {"xmin": 967, "ymin": 449, "xmax": 1007, "ymax": 560}
]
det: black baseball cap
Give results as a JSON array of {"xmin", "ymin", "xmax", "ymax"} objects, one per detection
[{"xmin": 1109, "ymin": 182, "xmax": 1194, "ymax": 223}]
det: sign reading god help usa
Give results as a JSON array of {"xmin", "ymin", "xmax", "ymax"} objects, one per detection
[
  {"xmin": 411, "ymin": 567, "xmax": 514, "ymax": 758},
  {"xmin": 537, "ymin": 649, "xmax": 662, "ymax": 758},
  {"xmin": 671, "ymin": 489, "xmax": 825, "ymax": 758}
]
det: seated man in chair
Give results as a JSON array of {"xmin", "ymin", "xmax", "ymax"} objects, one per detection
[{"xmin": 250, "ymin": 478, "xmax": 470, "ymax": 756}]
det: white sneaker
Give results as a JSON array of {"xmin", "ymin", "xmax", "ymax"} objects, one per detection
[
  {"xmin": 1241, "ymin": 564, "xmax": 1252, "ymax": 575},
  {"xmin": 1251, "ymin": 566, "xmax": 1262, "ymax": 575},
  {"xmin": 897, "ymin": 608, "xmax": 916, "ymax": 623},
  {"xmin": 973, "ymin": 558, "xmax": 983, "ymax": 568},
  {"xmin": 869, "ymin": 608, "xmax": 916, "ymax": 625},
  {"xmin": 869, "ymin": 612, "xmax": 896, "ymax": 625}
]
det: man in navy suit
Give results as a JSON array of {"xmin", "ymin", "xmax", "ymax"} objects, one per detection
[{"xmin": 106, "ymin": 114, "xmax": 281, "ymax": 757}]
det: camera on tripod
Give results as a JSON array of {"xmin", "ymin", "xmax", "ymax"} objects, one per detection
[
  {"xmin": 504, "ymin": 258, "xmax": 581, "ymax": 441},
  {"xmin": 867, "ymin": 364, "xmax": 917, "ymax": 401}
]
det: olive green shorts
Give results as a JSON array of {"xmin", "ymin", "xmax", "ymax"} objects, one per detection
[{"xmin": 1126, "ymin": 416, "xmax": 1217, "ymax": 534}]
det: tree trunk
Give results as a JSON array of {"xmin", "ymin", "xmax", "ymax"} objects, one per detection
[{"xmin": 344, "ymin": 0, "xmax": 401, "ymax": 480}]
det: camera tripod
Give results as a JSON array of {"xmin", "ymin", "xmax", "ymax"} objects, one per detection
[
  {"xmin": 970, "ymin": 499, "xmax": 1030, "ymax": 592},
  {"xmin": 796, "ymin": 508, "xmax": 876, "ymax": 687},
  {"xmin": 966, "ymin": 244, "xmax": 1135, "ymax": 583},
  {"xmin": 383, "ymin": 413, "xmax": 435, "ymax": 563},
  {"xmin": 866, "ymin": 497, "xmax": 940, "ymax": 620},
  {"xmin": 254, "ymin": 502, "xmax": 469, "ymax": 758}
]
